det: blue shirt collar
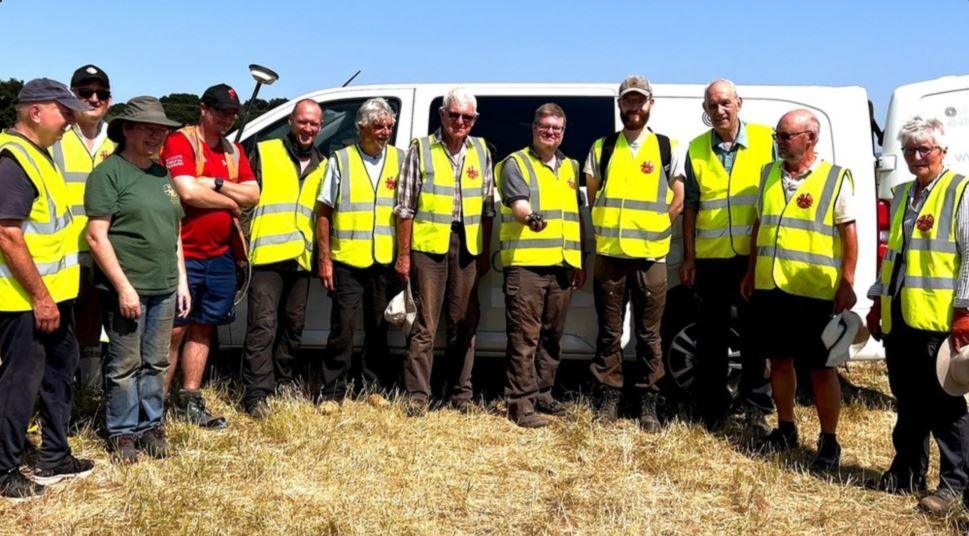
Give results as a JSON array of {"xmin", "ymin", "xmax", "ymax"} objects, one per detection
[{"xmin": 710, "ymin": 121, "xmax": 748, "ymax": 151}]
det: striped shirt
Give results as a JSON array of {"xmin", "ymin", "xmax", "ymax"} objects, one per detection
[
  {"xmin": 866, "ymin": 169, "xmax": 969, "ymax": 308},
  {"xmin": 393, "ymin": 129, "xmax": 495, "ymax": 222}
]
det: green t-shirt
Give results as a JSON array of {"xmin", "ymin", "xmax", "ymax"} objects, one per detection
[{"xmin": 84, "ymin": 154, "xmax": 185, "ymax": 295}]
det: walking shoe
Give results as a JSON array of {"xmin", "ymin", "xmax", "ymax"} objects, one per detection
[
  {"xmin": 512, "ymin": 411, "xmax": 548, "ymax": 429},
  {"xmin": 246, "ymin": 397, "xmax": 271, "ymax": 420},
  {"xmin": 918, "ymin": 488, "xmax": 963, "ymax": 516},
  {"xmin": 639, "ymin": 391, "xmax": 662, "ymax": 433},
  {"xmin": 138, "ymin": 427, "xmax": 171, "ymax": 459},
  {"xmin": 811, "ymin": 434, "xmax": 842, "ymax": 472},
  {"xmin": 866, "ymin": 471, "xmax": 927, "ymax": 495},
  {"xmin": 109, "ymin": 434, "xmax": 139, "ymax": 465},
  {"xmin": 176, "ymin": 389, "xmax": 227, "ymax": 429},
  {"xmin": 32, "ymin": 454, "xmax": 95, "ymax": 485},
  {"xmin": 594, "ymin": 385, "xmax": 621, "ymax": 423},
  {"xmin": 534, "ymin": 398, "xmax": 568, "ymax": 417},
  {"xmin": 759, "ymin": 425, "xmax": 799, "ymax": 453},
  {"xmin": 0, "ymin": 468, "xmax": 44, "ymax": 501},
  {"xmin": 743, "ymin": 406, "xmax": 772, "ymax": 438}
]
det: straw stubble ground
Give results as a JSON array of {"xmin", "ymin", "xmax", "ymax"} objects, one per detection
[{"xmin": 0, "ymin": 361, "xmax": 964, "ymax": 534}]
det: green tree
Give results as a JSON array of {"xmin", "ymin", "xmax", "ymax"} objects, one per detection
[
  {"xmin": 160, "ymin": 93, "xmax": 200, "ymax": 125},
  {"xmin": 0, "ymin": 78, "xmax": 24, "ymax": 129}
]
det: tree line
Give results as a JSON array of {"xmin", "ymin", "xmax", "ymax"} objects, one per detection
[{"xmin": 0, "ymin": 78, "xmax": 287, "ymax": 130}]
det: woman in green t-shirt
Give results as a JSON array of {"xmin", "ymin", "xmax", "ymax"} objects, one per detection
[{"xmin": 84, "ymin": 96, "xmax": 187, "ymax": 464}]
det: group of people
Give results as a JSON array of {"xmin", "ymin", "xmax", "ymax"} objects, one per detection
[{"xmin": 0, "ymin": 68, "xmax": 966, "ymax": 519}]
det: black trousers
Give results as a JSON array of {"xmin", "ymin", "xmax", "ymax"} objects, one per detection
[
  {"xmin": 0, "ymin": 302, "xmax": 78, "ymax": 472},
  {"xmin": 884, "ymin": 298, "xmax": 969, "ymax": 493},
  {"xmin": 241, "ymin": 263, "xmax": 310, "ymax": 405},
  {"xmin": 694, "ymin": 256, "xmax": 771, "ymax": 418},
  {"xmin": 320, "ymin": 261, "xmax": 396, "ymax": 398}
]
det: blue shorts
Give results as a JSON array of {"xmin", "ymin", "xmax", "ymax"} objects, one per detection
[{"xmin": 176, "ymin": 250, "xmax": 237, "ymax": 326}]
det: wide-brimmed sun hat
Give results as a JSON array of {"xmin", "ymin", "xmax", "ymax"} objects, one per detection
[{"xmin": 107, "ymin": 96, "xmax": 180, "ymax": 143}]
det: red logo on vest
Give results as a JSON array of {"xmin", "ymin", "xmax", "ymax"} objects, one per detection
[
  {"xmin": 385, "ymin": 177, "xmax": 398, "ymax": 190},
  {"xmin": 640, "ymin": 161, "xmax": 654, "ymax": 174},
  {"xmin": 916, "ymin": 214, "xmax": 935, "ymax": 233},
  {"xmin": 466, "ymin": 166, "xmax": 479, "ymax": 180},
  {"xmin": 99, "ymin": 150, "xmax": 110, "ymax": 161},
  {"xmin": 796, "ymin": 193, "xmax": 814, "ymax": 209}
]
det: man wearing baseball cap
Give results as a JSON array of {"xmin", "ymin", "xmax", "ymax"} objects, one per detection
[
  {"xmin": 0, "ymin": 79, "xmax": 96, "ymax": 499},
  {"xmin": 584, "ymin": 75, "xmax": 685, "ymax": 431},
  {"xmin": 51, "ymin": 65, "xmax": 115, "ymax": 395},
  {"xmin": 161, "ymin": 83, "xmax": 260, "ymax": 429}
]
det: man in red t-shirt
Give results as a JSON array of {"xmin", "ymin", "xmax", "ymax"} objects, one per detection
[{"xmin": 161, "ymin": 84, "xmax": 260, "ymax": 429}]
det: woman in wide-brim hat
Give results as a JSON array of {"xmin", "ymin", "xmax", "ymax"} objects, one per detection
[{"xmin": 84, "ymin": 96, "xmax": 188, "ymax": 464}]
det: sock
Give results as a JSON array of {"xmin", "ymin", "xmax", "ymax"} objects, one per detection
[{"xmin": 779, "ymin": 420, "xmax": 797, "ymax": 436}]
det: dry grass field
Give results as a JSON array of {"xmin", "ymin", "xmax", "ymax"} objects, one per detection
[{"xmin": 0, "ymin": 360, "xmax": 965, "ymax": 535}]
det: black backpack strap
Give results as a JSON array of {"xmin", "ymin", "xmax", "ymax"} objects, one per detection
[
  {"xmin": 655, "ymin": 133, "xmax": 671, "ymax": 179},
  {"xmin": 597, "ymin": 132, "xmax": 620, "ymax": 186}
]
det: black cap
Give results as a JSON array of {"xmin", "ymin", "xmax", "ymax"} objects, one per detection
[
  {"xmin": 71, "ymin": 65, "xmax": 110, "ymax": 89},
  {"xmin": 200, "ymin": 83, "xmax": 241, "ymax": 110},
  {"xmin": 18, "ymin": 78, "xmax": 92, "ymax": 112}
]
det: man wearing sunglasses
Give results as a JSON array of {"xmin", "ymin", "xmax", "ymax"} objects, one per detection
[
  {"xmin": 394, "ymin": 88, "xmax": 495, "ymax": 415},
  {"xmin": 51, "ymin": 65, "xmax": 115, "ymax": 396},
  {"xmin": 740, "ymin": 109, "xmax": 857, "ymax": 472},
  {"xmin": 680, "ymin": 79, "xmax": 775, "ymax": 434}
]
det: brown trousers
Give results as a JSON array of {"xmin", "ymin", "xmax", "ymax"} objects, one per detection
[
  {"xmin": 590, "ymin": 254, "xmax": 666, "ymax": 391},
  {"xmin": 503, "ymin": 266, "xmax": 573, "ymax": 414},
  {"xmin": 403, "ymin": 226, "xmax": 479, "ymax": 403}
]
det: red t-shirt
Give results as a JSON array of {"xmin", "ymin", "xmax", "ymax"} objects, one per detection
[{"xmin": 161, "ymin": 131, "xmax": 255, "ymax": 260}]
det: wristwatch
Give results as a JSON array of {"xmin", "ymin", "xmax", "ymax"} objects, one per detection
[{"xmin": 214, "ymin": 178, "xmax": 225, "ymax": 192}]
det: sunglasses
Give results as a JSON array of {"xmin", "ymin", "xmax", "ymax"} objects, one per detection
[
  {"xmin": 75, "ymin": 87, "xmax": 111, "ymax": 101},
  {"xmin": 772, "ymin": 131, "xmax": 810, "ymax": 142},
  {"xmin": 446, "ymin": 111, "xmax": 477, "ymax": 123}
]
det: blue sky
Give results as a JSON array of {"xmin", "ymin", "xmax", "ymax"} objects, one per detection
[{"xmin": 2, "ymin": 0, "xmax": 968, "ymax": 128}]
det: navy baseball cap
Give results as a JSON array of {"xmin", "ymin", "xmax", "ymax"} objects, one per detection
[{"xmin": 18, "ymin": 78, "xmax": 92, "ymax": 112}]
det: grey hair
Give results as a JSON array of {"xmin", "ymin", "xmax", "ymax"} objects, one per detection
[
  {"xmin": 897, "ymin": 115, "xmax": 948, "ymax": 150},
  {"xmin": 356, "ymin": 97, "xmax": 396, "ymax": 129},
  {"xmin": 440, "ymin": 88, "xmax": 477, "ymax": 112},
  {"xmin": 704, "ymin": 79, "xmax": 739, "ymax": 103}
]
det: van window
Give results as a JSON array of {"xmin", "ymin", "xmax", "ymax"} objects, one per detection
[
  {"xmin": 427, "ymin": 96, "xmax": 614, "ymax": 166},
  {"xmin": 250, "ymin": 97, "xmax": 401, "ymax": 157}
]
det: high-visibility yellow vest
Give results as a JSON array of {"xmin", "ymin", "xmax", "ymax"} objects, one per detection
[
  {"xmin": 688, "ymin": 123, "xmax": 773, "ymax": 258},
  {"xmin": 248, "ymin": 139, "xmax": 325, "ymax": 271},
  {"xmin": 51, "ymin": 126, "xmax": 114, "ymax": 253},
  {"xmin": 330, "ymin": 144, "xmax": 403, "ymax": 268},
  {"xmin": 411, "ymin": 133, "xmax": 488, "ymax": 255},
  {"xmin": 879, "ymin": 170, "xmax": 968, "ymax": 334},
  {"xmin": 176, "ymin": 125, "xmax": 240, "ymax": 180},
  {"xmin": 0, "ymin": 132, "xmax": 80, "ymax": 311},
  {"xmin": 496, "ymin": 147, "xmax": 582, "ymax": 269},
  {"xmin": 754, "ymin": 160, "xmax": 850, "ymax": 300},
  {"xmin": 590, "ymin": 132, "xmax": 674, "ymax": 258}
]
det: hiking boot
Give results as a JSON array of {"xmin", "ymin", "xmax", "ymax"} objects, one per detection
[
  {"xmin": 0, "ymin": 468, "xmax": 44, "ymax": 501},
  {"xmin": 450, "ymin": 398, "xmax": 475, "ymax": 414},
  {"xmin": 534, "ymin": 398, "xmax": 568, "ymax": 417},
  {"xmin": 513, "ymin": 411, "xmax": 548, "ymax": 429},
  {"xmin": 594, "ymin": 385, "xmax": 621, "ymax": 423},
  {"xmin": 176, "ymin": 389, "xmax": 227, "ymax": 429},
  {"xmin": 760, "ymin": 425, "xmax": 799, "ymax": 453},
  {"xmin": 138, "ymin": 427, "xmax": 171, "ymax": 459},
  {"xmin": 744, "ymin": 406, "xmax": 772, "ymax": 438},
  {"xmin": 246, "ymin": 397, "xmax": 271, "ymax": 420},
  {"xmin": 32, "ymin": 454, "xmax": 95, "ymax": 485},
  {"xmin": 639, "ymin": 391, "xmax": 662, "ymax": 433},
  {"xmin": 866, "ymin": 471, "xmax": 927, "ymax": 495},
  {"xmin": 918, "ymin": 488, "xmax": 963, "ymax": 516},
  {"xmin": 109, "ymin": 434, "xmax": 139, "ymax": 465},
  {"xmin": 811, "ymin": 434, "xmax": 842, "ymax": 472}
]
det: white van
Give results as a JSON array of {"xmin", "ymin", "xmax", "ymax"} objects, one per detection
[{"xmin": 222, "ymin": 82, "xmax": 881, "ymax": 391}]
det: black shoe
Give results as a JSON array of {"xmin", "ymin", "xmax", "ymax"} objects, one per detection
[
  {"xmin": 138, "ymin": 427, "xmax": 171, "ymax": 459},
  {"xmin": 0, "ymin": 468, "xmax": 44, "ymax": 501},
  {"xmin": 639, "ymin": 391, "xmax": 662, "ymax": 433},
  {"xmin": 109, "ymin": 434, "xmax": 139, "ymax": 464},
  {"xmin": 760, "ymin": 426, "xmax": 798, "ymax": 453},
  {"xmin": 594, "ymin": 385, "xmax": 621, "ymax": 423},
  {"xmin": 177, "ymin": 390, "xmax": 227, "ymax": 429},
  {"xmin": 866, "ymin": 471, "xmax": 927, "ymax": 495},
  {"xmin": 534, "ymin": 398, "xmax": 567, "ymax": 417},
  {"xmin": 32, "ymin": 454, "xmax": 95, "ymax": 485},
  {"xmin": 246, "ymin": 397, "xmax": 271, "ymax": 420},
  {"xmin": 811, "ymin": 434, "xmax": 841, "ymax": 472}
]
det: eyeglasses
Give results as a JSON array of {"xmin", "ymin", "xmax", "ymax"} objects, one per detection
[
  {"xmin": 446, "ymin": 111, "xmax": 477, "ymax": 123},
  {"xmin": 535, "ymin": 124, "xmax": 564, "ymax": 133},
  {"xmin": 772, "ymin": 131, "xmax": 811, "ymax": 142},
  {"xmin": 902, "ymin": 145, "xmax": 941, "ymax": 157},
  {"xmin": 132, "ymin": 124, "xmax": 169, "ymax": 137},
  {"xmin": 74, "ymin": 88, "xmax": 111, "ymax": 101}
]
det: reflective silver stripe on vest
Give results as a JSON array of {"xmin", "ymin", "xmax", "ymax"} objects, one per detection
[
  {"xmin": 254, "ymin": 203, "xmax": 300, "ymax": 216},
  {"xmin": 421, "ymin": 182, "xmax": 454, "ymax": 196},
  {"xmin": 462, "ymin": 187, "xmax": 483, "ymax": 198},
  {"xmin": 0, "ymin": 252, "xmax": 79, "ymax": 278},
  {"xmin": 814, "ymin": 164, "xmax": 842, "ymax": 227},
  {"xmin": 374, "ymin": 225, "xmax": 394, "ymax": 235},
  {"xmin": 336, "ymin": 148, "xmax": 352, "ymax": 208},
  {"xmin": 332, "ymin": 229, "xmax": 372, "ymax": 240},
  {"xmin": 250, "ymin": 231, "xmax": 303, "ymax": 249},
  {"xmin": 597, "ymin": 197, "xmax": 667, "ymax": 213},
  {"xmin": 903, "ymin": 275, "xmax": 955, "ymax": 290},
  {"xmin": 62, "ymin": 171, "xmax": 87, "ymax": 184},
  {"xmin": 464, "ymin": 214, "xmax": 482, "ymax": 225},
  {"xmin": 700, "ymin": 194, "xmax": 758, "ymax": 210},
  {"xmin": 299, "ymin": 205, "xmax": 314, "ymax": 219},
  {"xmin": 759, "ymin": 214, "xmax": 834, "ymax": 235},
  {"xmin": 375, "ymin": 197, "xmax": 395, "ymax": 207},
  {"xmin": 696, "ymin": 225, "xmax": 753, "ymax": 239},
  {"xmin": 339, "ymin": 202, "xmax": 380, "ymax": 213},
  {"xmin": 936, "ymin": 174, "xmax": 967, "ymax": 241},
  {"xmin": 501, "ymin": 238, "xmax": 581, "ymax": 250},
  {"xmin": 414, "ymin": 211, "xmax": 453, "ymax": 224},
  {"xmin": 71, "ymin": 205, "xmax": 85, "ymax": 217},
  {"xmin": 756, "ymin": 246, "xmax": 839, "ymax": 267},
  {"xmin": 594, "ymin": 226, "xmax": 671, "ymax": 240},
  {"xmin": 908, "ymin": 238, "xmax": 958, "ymax": 254}
]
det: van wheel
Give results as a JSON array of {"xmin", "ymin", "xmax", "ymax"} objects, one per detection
[{"xmin": 664, "ymin": 321, "xmax": 744, "ymax": 396}]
